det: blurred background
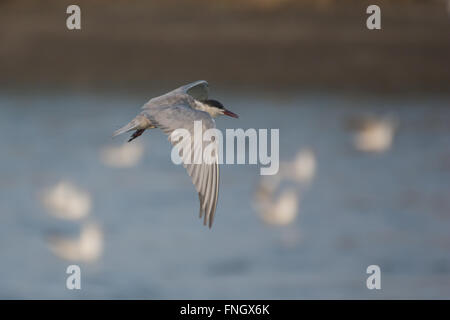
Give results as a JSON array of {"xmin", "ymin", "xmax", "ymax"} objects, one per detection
[{"xmin": 0, "ymin": 0, "xmax": 450, "ymax": 299}]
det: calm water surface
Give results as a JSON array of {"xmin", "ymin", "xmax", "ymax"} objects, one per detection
[{"xmin": 0, "ymin": 91, "xmax": 449, "ymax": 299}]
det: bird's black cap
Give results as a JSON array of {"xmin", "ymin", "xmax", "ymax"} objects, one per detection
[{"xmin": 202, "ymin": 99, "xmax": 225, "ymax": 109}]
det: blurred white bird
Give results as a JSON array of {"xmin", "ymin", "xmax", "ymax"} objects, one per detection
[
  {"xmin": 347, "ymin": 115, "xmax": 396, "ymax": 153},
  {"xmin": 280, "ymin": 148, "xmax": 316, "ymax": 184},
  {"xmin": 41, "ymin": 181, "xmax": 91, "ymax": 220},
  {"xmin": 253, "ymin": 147, "xmax": 316, "ymax": 227},
  {"xmin": 254, "ymin": 176, "xmax": 299, "ymax": 226},
  {"xmin": 100, "ymin": 141, "xmax": 145, "ymax": 168},
  {"xmin": 47, "ymin": 222, "xmax": 103, "ymax": 263}
]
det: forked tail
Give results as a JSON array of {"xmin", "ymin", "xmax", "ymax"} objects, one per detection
[{"xmin": 113, "ymin": 114, "xmax": 152, "ymax": 142}]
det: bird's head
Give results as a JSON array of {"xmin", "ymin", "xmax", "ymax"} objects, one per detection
[{"xmin": 197, "ymin": 99, "xmax": 239, "ymax": 119}]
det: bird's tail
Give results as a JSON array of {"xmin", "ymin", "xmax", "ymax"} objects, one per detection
[
  {"xmin": 113, "ymin": 115, "xmax": 150, "ymax": 138},
  {"xmin": 113, "ymin": 121, "xmax": 137, "ymax": 137}
]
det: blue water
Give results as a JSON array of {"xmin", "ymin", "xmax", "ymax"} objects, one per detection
[{"xmin": 0, "ymin": 91, "xmax": 449, "ymax": 299}]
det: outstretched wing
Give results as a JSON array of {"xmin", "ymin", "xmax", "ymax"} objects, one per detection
[
  {"xmin": 144, "ymin": 101, "xmax": 219, "ymax": 228},
  {"xmin": 142, "ymin": 80, "xmax": 209, "ymax": 108},
  {"xmin": 178, "ymin": 80, "xmax": 209, "ymax": 101}
]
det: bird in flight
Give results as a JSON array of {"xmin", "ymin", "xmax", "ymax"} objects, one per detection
[{"xmin": 113, "ymin": 80, "xmax": 238, "ymax": 228}]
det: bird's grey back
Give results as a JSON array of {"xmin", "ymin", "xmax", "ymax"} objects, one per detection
[{"xmin": 142, "ymin": 80, "xmax": 209, "ymax": 110}]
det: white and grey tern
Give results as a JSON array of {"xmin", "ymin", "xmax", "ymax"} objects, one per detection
[{"xmin": 113, "ymin": 80, "xmax": 238, "ymax": 228}]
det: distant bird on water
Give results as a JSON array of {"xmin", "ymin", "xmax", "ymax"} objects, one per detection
[
  {"xmin": 346, "ymin": 114, "xmax": 396, "ymax": 153},
  {"xmin": 47, "ymin": 222, "xmax": 103, "ymax": 263},
  {"xmin": 254, "ymin": 176, "xmax": 299, "ymax": 226},
  {"xmin": 113, "ymin": 80, "xmax": 239, "ymax": 228},
  {"xmin": 41, "ymin": 181, "xmax": 91, "ymax": 220}
]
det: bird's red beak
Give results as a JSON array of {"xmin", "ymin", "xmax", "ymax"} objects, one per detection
[{"xmin": 223, "ymin": 109, "xmax": 239, "ymax": 118}]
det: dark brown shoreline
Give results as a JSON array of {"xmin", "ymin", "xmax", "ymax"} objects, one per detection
[{"xmin": 0, "ymin": 0, "xmax": 449, "ymax": 94}]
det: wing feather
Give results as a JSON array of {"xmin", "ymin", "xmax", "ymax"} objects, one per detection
[
  {"xmin": 180, "ymin": 80, "xmax": 209, "ymax": 101},
  {"xmin": 144, "ymin": 99, "xmax": 220, "ymax": 228}
]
